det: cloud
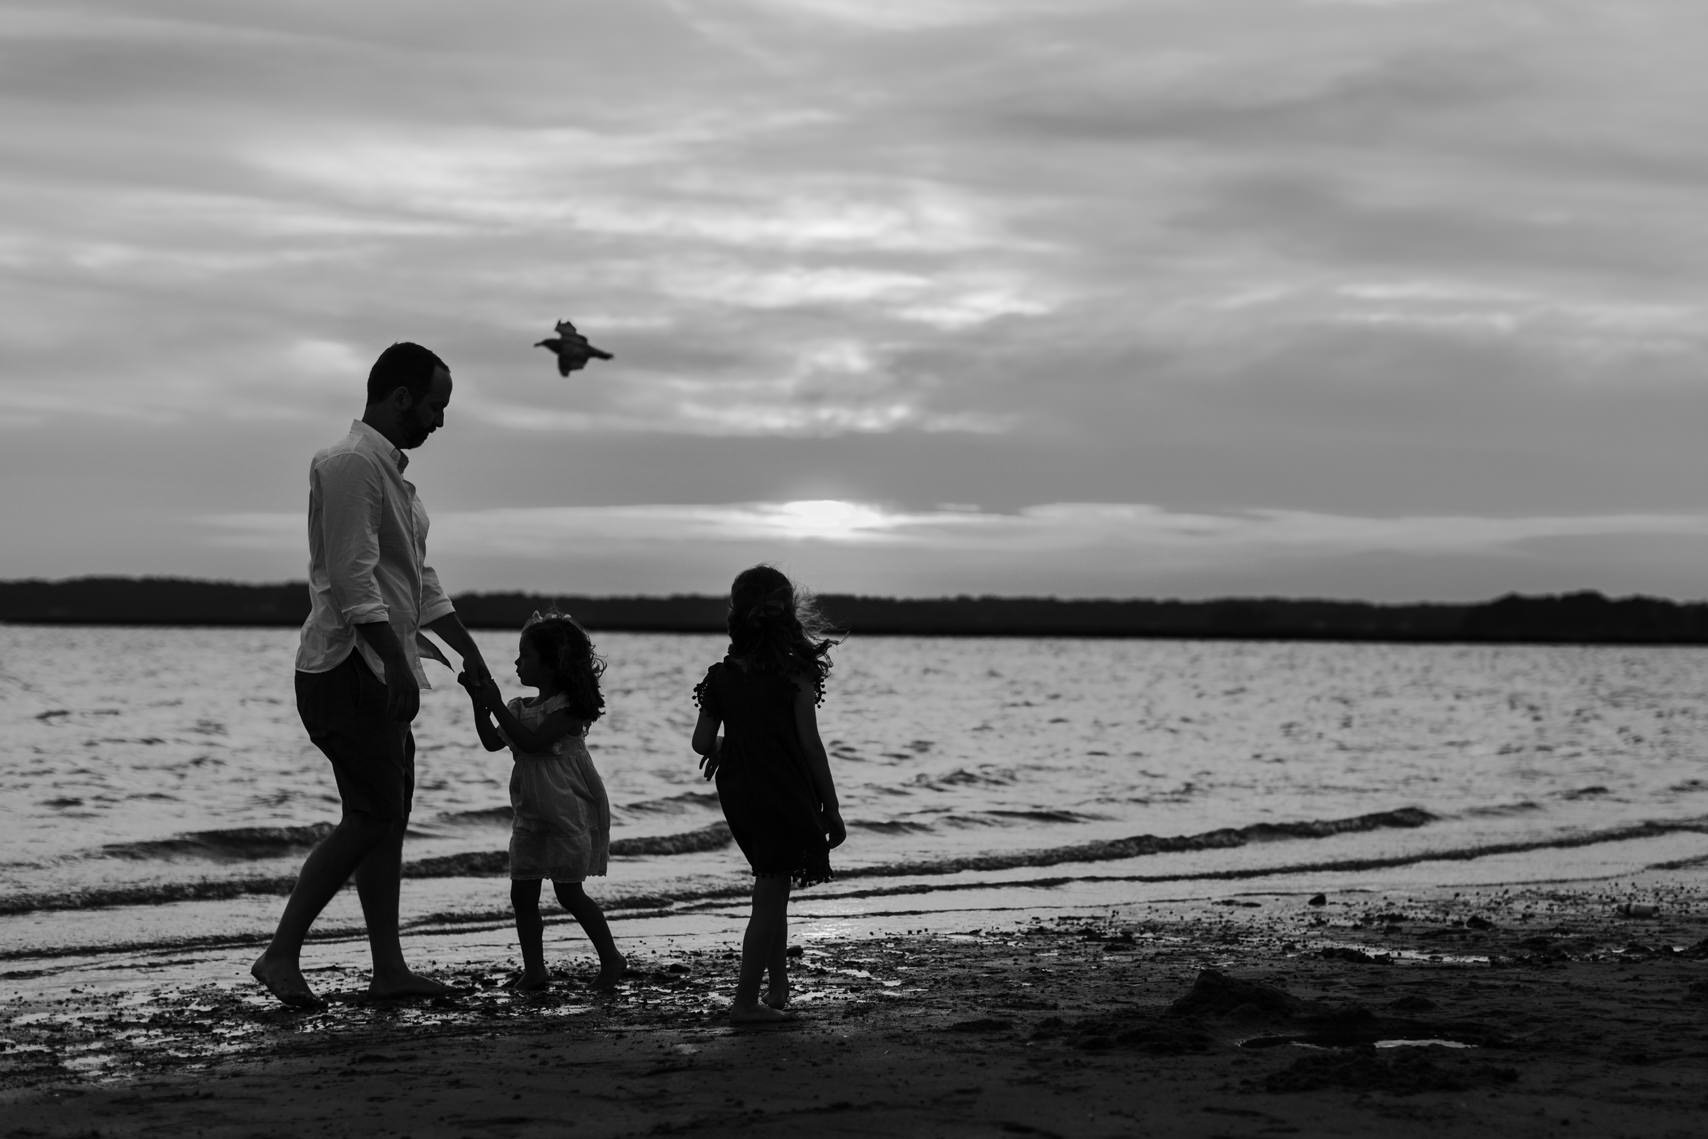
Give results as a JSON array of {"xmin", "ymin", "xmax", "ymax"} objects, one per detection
[
  {"xmin": 10, "ymin": 1, "xmax": 1708, "ymax": 601},
  {"xmin": 681, "ymin": 0, "xmax": 1121, "ymax": 36}
]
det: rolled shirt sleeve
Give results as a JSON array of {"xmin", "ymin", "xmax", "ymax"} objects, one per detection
[{"xmin": 419, "ymin": 563, "xmax": 456, "ymax": 626}]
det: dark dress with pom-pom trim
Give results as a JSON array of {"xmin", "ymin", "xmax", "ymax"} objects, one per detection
[{"xmin": 694, "ymin": 659, "xmax": 832, "ymax": 887}]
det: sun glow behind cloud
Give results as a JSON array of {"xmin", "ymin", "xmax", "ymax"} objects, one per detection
[
  {"xmin": 192, "ymin": 499, "xmax": 1708, "ymax": 599},
  {"xmin": 768, "ymin": 500, "xmax": 894, "ymax": 541}
]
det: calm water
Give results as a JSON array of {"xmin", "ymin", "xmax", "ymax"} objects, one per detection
[{"xmin": 3, "ymin": 625, "xmax": 1707, "ymax": 964}]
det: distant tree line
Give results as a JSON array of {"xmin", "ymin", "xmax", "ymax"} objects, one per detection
[{"xmin": 3, "ymin": 577, "xmax": 1708, "ymax": 644}]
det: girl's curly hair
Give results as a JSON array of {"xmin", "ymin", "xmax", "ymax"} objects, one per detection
[
  {"xmin": 521, "ymin": 610, "xmax": 605, "ymax": 722},
  {"xmin": 725, "ymin": 565, "xmax": 840, "ymax": 702}
]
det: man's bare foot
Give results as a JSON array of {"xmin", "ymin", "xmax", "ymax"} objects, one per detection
[
  {"xmin": 763, "ymin": 990, "xmax": 788, "ymax": 1010},
  {"xmin": 251, "ymin": 954, "xmax": 322, "ymax": 1009},
  {"xmin": 730, "ymin": 1001, "xmax": 798, "ymax": 1026},
  {"xmin": 504, "ymin": 970, "xmax": 551, "ymax": 992},
  {"xmin": 593, "ymin": 955, "xmax": 628, "ymax": 989},
  {"xmin": 367, "ymin": 971, "xmax": 455, "ymax": 1000}
]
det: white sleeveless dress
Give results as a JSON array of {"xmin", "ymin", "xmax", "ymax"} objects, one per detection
[{"xmin": 502, "ymin": 693, "xmax": 611, "ymax": 881}]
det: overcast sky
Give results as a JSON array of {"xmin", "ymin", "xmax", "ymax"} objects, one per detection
[{"xmin": 6, "ymin": 0, "xmax": 1708, "ymax": 602}]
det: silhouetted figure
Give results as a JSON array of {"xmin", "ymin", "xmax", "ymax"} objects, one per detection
[
  {"xmin": 692, "ymin": 565, "xmax": 845, "ymax": 1026},
  {"xmin": 535, "ymin": 319, "xmax": 614, "ymax": 376},
  {"xmin": 251, "ymin": 341, "xmax": 493, "ymax": 1009},
  {"xmin": 458, "ymin": 610, "xmax": 626, "ymax": 990}
]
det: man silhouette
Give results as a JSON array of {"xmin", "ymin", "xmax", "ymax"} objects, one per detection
[{"xmin": 252, "ymin": 341, "xmax": 491, "ymax": 1008}]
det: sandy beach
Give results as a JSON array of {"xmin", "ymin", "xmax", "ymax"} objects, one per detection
[{"xmin": 4, "ymin": 879, "xmax": 1705, "ymax": 1138}]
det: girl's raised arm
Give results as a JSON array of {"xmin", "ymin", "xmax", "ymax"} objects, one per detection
[
  {"xmin": 461, "ymin": 673, "xmax": 509, "ymax": 753},
  {"xmin": 486, "ymin": 703, "xmax": 584, "ymax": 755}
]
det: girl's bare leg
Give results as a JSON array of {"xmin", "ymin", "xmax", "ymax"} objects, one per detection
[
  {"xmin": 764, "ymin": 907, "xmax": 788, "ymax": 1008},
  {"xmin": 510, "ymin": 879, "xmax": 551, "ymax": 990},
  {"xmin": 552, "ymin": 880, "xmax": 627, "ymax": 986},
  {"xmin": 733, "ymin": 875, "xmax": 793, "ymax": 1023}
]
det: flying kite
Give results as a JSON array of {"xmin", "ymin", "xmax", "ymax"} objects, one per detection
[{"xmin": 535, "ymin": 319, "xmax": 614, "ymax": 376}]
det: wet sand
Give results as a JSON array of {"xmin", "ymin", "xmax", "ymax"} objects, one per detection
[{"xmin": 3, "ymin": 881, "xmax": 1706, "ymax": 1138}]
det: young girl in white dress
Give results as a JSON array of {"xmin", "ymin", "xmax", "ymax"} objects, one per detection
[{"xmin": 461, "ymin": 611, "xmax": 625, "ymax": 989}]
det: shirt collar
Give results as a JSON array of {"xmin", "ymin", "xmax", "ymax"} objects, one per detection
[{"xmin": 350, "ymin": 419, "xmax": 408, "ymax": 472}]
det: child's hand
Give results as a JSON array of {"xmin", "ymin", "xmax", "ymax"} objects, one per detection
[
  {"xmin": 458, "ymin": 671, "xmax": 499, "ymax": 707},
  {"xmin": 698, "ymin": 747, "xmax": 721, "ymax": 781}
]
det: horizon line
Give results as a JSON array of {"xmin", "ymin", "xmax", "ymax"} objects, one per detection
[{"xmin": 0, "ymin": 574, "xmax": 1700, "ymax": 610}]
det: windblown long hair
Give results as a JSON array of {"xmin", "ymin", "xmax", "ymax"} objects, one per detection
[
  {"xmin": 521, "ymin": 610, "xmax": 605, "ymax": 722},
  {"xmin": 725, "ymin": 565, "xmax": 839, "ymax": 702}
]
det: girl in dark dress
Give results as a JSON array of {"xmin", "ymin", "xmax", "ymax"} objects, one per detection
[{"xmin": 692, "ymin": 565, "xmax": 845, "ymax": 1024}]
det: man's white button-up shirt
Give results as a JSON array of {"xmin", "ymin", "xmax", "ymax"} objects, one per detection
[{"xmin": 295, "ymin": 420, "xmax": 455, "ymax": 686}]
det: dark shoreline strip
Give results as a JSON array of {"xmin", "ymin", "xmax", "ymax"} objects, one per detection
[{"xmin": 11, "ymin": 578, "xmax": 1708, "ymax": 644}]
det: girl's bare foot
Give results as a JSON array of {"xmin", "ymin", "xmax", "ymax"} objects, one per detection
[
  {"xmin": 368, "ymin": 970, "xmax": 455, "ymax": 1000},
  {"xmin": 251, "ymin": 955, "xmax": 323, "ymax": 1009},
  {"xmin": 504, "ymin": 970, "xmax": 552, "ymax": 992},
  {"xmin": 593, "ymin": 955, "xmax": 628, "ymax": 989},
  {"xmin": 730, "ymin": 1001, "xmax": 798, "ymax": 1026}
]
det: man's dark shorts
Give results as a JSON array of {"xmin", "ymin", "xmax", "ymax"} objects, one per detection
[{"xmin": 295, "ymin": 653, "xmax": 415, "ymax": 821}]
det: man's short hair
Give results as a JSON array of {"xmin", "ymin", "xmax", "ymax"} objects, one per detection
[{"xmin": 366, "ymin": 342, "xmax": 448, "ymax": 405}]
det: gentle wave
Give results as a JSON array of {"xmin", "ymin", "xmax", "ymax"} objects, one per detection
[
  {"xmin": 1462, "ymin": 800, "xmax": 1544, "ymax": 819},
  {"xmin": 13, "ymin": 811, "xmax": 1706, "ymax": 928},
  {"xmin": 852, "ymin": 819, "xmax": 935, "ymax": 834},
  {"xmin": 838, "ymin": 808, "xmax": 1437, "ymax": 879},
  {"xmin": 611, "ymin": 822, "xmax": 733, "ymax": 857},
  {"xmin": 913, "ymin": 767, "xmax": 1018, "ymax": 790},
  {"xmin": 400, "ymin": 822, "xmax": 737, "ymax": 875},
  {"xmin": 85, "ymin": 810, "xmax": 736, "ymax": 866},
  {"xmin": 806, "ymin": 818, "xmax": 1708, "ymax": 903},
  {"xmin": 985, "ymin": 809, "xmax": 1105, "ymax": 824},
  {"xmin": 101, "ymin": 824, "xmax": 335, "ymax": 861},
  {"xmin": 620, "ymin": 789, "xmax": 721, "ymax": 815},
  {"xmin": 9, "ymin": 815, "xmax": 1708, "ymax": 963},
  {"xmin": 50, "ymin": 790, "xmax": 1695, "ymax": 895},
  {"xmin": 0, "ymin": 808, "xmax": 1428, "ymax": 917},
  {"xmin": 434, "ymin": 807, "xmax": 513, "ymax": 828}
]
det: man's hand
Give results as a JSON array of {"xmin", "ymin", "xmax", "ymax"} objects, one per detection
[
  {"xmin": 356, "ymin": 622, "xmax": 420, "ymax": 723},
  {"xmin": 458, "ymin": 670, "xmax": 499, "ymax": 708},
  {"xmin": 385, "ymin": 664, "xmax": 420, "ymax": 723},
  {"xmin": 823, "ymin": 807, "xmax": 847, "ymax": 850}
]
